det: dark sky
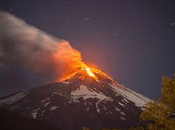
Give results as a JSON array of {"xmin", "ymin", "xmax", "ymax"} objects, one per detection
[{"xmin": 0, "ymin": 0, "xmax": 175, "ymax": 100}]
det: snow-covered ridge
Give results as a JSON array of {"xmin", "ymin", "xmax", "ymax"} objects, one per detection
[
  {"xmin": 0, "ymin": 91, "xmax": 28, "ymax": 107},
  {"xmin": 109, "ymin": 84, "xmax": 152, "ymax": 108},
  {"xmin": 71, "ymin": 85, "xmax": 113, "ymax": 101},
  {"xmin": 71, "ymin": 85, "xmax": 113, "ymax": 113}
]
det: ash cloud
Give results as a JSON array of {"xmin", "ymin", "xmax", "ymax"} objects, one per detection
[
  {"xmin": 0, "ymin": 11, "xmax": 83, "ymax": 76},
  {"xmin": 0, "ymin": 11, "xmax": 84, "ymax": 95}
]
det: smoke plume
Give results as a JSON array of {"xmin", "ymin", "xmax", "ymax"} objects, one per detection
[{"xmin": 0, "ymin": 11, "xmax": 84, "ymax": 80}]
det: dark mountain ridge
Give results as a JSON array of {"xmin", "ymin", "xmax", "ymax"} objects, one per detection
[{"xmin": 0, "ymin": 67, "xmax": 152, "ymax": 130}]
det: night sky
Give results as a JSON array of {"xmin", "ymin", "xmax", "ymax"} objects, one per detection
[{"xmin": 0, "ymin": 0, "xmax": 175, "ymax": 100}]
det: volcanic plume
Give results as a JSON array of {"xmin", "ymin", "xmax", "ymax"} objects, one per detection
[
  {"xmin": 0, "ymin": 11, "xmax": 87, "ymax": 83},
  {"xmin": 52, "ymin": 41, "xmax": 87, "ymax": 80}
]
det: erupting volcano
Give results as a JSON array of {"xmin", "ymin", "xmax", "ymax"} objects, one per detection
[
  {"xmin": 0, "ymin": 39, "xmax": 153, "ymax": 129},
  {"xmin": 0, "ymin": 60, "xmax": 152, "ymax": 130},
  {"xmin": 0, "ymin": 11, "xmax": 153, "ymax": 130},
  {"xmin": 0, "ymin": 27, "xmax": 152, "ymax": 129}
]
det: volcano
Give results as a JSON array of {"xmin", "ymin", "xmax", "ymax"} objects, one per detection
[{"xmin": 0, "ymin": 66, "xmax": 152, "ymax": 130}]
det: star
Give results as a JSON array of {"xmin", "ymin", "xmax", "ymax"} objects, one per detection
[
  {"xmin": 62, "ymin": 14, "xmax": 69, "ymax": 20},
  {"xmin": 82, "ymin": 17, "xmax": 92, "ymax": 21},
  {"xmin": 85, "ymin": 17, "xmax": 91, "ymax": 21},
  {"xmin": 38, "ymin": 12, "xmax": 43, "ymax": 15},
  {"xmin": 171, "ymin": 22, "xmax": 175, "ymax": 26},
  {"xmin": 114, "ymin": 32, "xmax": 118, "ymax": 37}
]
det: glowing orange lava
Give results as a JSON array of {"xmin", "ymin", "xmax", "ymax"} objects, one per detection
[
  {"xmin": 86, "ymin": 67, "xmax": 95, "ymax": 77},
  {"xmin": 59, "ymin": 64, "xmax": 113, "ymax": 82},
  {"xmin": 82, "ymin": 67, "xmax": 95, "ymax": 77}
]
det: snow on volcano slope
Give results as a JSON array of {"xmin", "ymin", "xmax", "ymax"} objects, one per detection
[
  {"xmin": 70, "ymin": 85, "xmax": 114, "ymax": 113},
  {"xmin": 109, "ymin": 83, "xmax": 152, "ymax": 108},
  {"xmin": 71, "ymin": 85, "xmax": 113, "ymax": 101}
]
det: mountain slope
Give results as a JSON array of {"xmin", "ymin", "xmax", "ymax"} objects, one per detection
[{"xmin": 0, "ymin": 67, "xmax": 152, "ymax": 130}]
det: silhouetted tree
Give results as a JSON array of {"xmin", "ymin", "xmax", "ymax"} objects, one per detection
[{"xmin": 140, "ymin": 73, "xmax": 175, "ymax": 130}]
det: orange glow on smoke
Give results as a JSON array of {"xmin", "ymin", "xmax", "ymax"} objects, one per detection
[
  {"xmin": 53, "ymin": 41, "xmax": 87, "ymax": 77},
  {"xmin": 52, "ymin": 41, "xmax": 113, "ymax": 82}
]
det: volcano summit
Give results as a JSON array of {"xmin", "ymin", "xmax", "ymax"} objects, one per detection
[{"xmin": 0, "ymin": 66, "xmax": 152, "ymax": 130}]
